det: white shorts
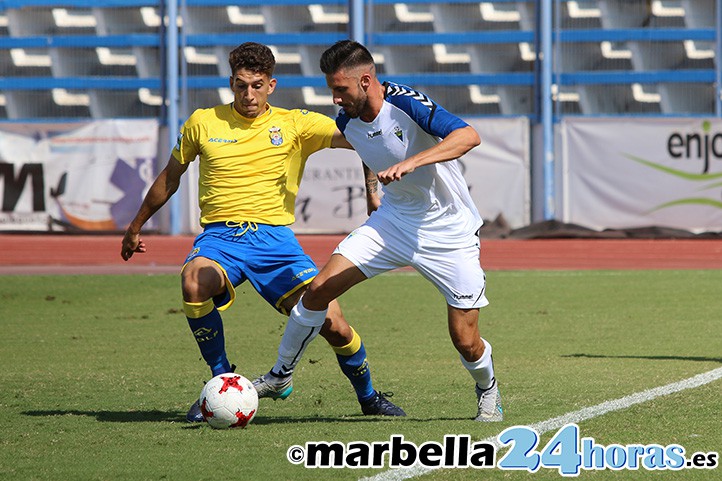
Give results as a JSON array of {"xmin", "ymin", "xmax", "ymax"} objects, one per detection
[{"xmin": 334, "ymin": 214, "xmax": 489, "ymax": 309}]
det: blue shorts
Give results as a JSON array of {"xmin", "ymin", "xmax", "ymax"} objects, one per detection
[{"xmin": 182, "ymin": 222, "xmax": 318, "ymax": 315}]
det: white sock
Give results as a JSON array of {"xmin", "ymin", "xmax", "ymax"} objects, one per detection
[
  {"xmin": 271, "ymin": 298, "xmax": 327, "ymax": 377},
  {"xmin": 460, "ymin": 338, "xmax": 495, "ymax": 390}
]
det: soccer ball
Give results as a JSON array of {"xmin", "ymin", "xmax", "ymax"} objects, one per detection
[{"xmin": 199, "ymin": 373, "xmax": 258, "ymax": 429}]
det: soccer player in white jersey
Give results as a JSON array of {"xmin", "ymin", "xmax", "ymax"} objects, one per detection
[{"xmin": 255, "ymin": 40, "xmax": 503, "ymax": 421}]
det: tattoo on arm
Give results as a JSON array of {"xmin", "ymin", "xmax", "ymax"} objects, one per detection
[{"xmin": 363, "ymin": 165, "xmax": 378, "ymax": 194}]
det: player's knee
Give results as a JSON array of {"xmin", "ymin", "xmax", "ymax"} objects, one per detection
[
  {"xmin": 302, "ymin": 279, "xmax": 335, "ymax": 310},
  {"xmin": 182, "ymin": 263, "xmax": 225, "ymax": 302},
  {"xmin": 453, "ymin": 336, "xmax": 483, "ymax": 362}
]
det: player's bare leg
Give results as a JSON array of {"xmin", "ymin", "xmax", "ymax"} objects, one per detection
[
  {"xmin": 448, "ymin": 306, "xmax": 503, "ymax": 422},
  {"xmin": 182, "ymin": 257, "xmax": 235, "ymax": 422},
  {"xmin": 254, "ymin": 256, "xmax": 405, "ymax": 415}
]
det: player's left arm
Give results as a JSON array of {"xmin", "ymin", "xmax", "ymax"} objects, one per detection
[{"xmin": 377, "ymin": 125, "xmax": 480, "ymax": 185}]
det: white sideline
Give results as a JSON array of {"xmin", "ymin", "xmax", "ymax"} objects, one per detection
[{"xmin": 359, "ymin": 366, "xmax": 722, "ymax": 481}]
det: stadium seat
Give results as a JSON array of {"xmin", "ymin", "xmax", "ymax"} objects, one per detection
[
  {"xmin": 598, "ymin": 0, "xmax": 650, "ymax": 28},
  {"xmin": 379, "ymin": 45, "xmax": 469, "ymax": 74},
  {"xmin": 468, "ymin": 43, "xmax": 530, "ymax": 73},
  {"xmin": 184, "ymin": 47, "xmax": 221, "ymax": 76},
  {"xmin": 422, "ymin": 85, "xmax": 502, "ymax": 116},
  {"xmin": 185, "ymin": 89, "xmax": 224, "ymax": 114},
  {"xmin": 5, "ymin": 90, "xmax": 91, "ymax": 118},
  {"xmin": 94, "ymin": 7, "xmax": 158, "ymax": 34},
  {"xmin": 628, "ymin": 40, "xmax": 706, "ymax": 70},
  {"xmin": 6, "ymin": 7, "xmax": 62, "ymax": 35},
  {"xmin": 681, "ymin": 0, "xmax": 715, "ymax": 28},
  {"xmin": 3, "ymin": 48, "xmax": 53, "ymax": 77},
  {"xmin": 183, "ymin": 6, "xmax": 264, "ymax": 34},
  {"xmin": 261, "ymin": 5, "xmax": 345, "ymax": 33},
  {"xmin": 370, "ymin": 3, "xmax": 435, "ymax": 33},
  {"xmin": 135, "ymin": 47, "xmax": 161, "ymax": 78},
  {"xmin": 576, "ymin": 84, "xmax": 662, "ymax": 114},
  {"xmin": 559, "ymin": 42, "xmax": 633, "ymax": 72},
  {"xmin": 297, "ymin": 44, "xmax": 328, "ymax": 76},
  {"xmin": 88, "ymin": 90, "xmax": 158, "ymax": 118},
  {"xmin": 0, "ymin": 11, "xmax": 7, "ymax": 37},
  {"xmin": 562, "ymin": 1, "xmax": 603, "ymax": 29},
  {"xmin": 430, "ymin": 1, "xmax": 521, "ymax": 32},
  {"xmin": 659, "ymin": 83, "xmax": 714, "ymax": 113},
  {"xmin": 497, "ymin": 86, "xmax": 534, "ymax": 115},
  {"xmin": 49, "ymin": 48, "xmax": 137, "ymax": 77}
]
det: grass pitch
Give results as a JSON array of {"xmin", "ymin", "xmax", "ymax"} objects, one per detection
[{"xmin": 0, "ymin": 270, "xmax": 720, "ymax": 480}]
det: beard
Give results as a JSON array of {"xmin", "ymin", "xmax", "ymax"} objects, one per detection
[{"xmin": 342, "ymin": 93, "xmax": 367, "ymax": 119}]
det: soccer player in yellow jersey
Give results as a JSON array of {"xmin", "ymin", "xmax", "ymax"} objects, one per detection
[{"xmin": 121, "ymin": 42, "xmax": 404, "ymax": 421}]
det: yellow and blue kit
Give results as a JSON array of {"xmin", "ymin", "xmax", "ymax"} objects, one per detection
[{"xmin": 174, "ymin": 103, "xmax": 336, "ymax": 313}]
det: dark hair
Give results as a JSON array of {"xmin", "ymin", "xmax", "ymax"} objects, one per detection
[
  {"xmin": 320, "ymin": 40, "xmax": 374, "ymax": 75},
  {"xmin": 228, "ymin": 42, "xmax": 275, "ymax": 77}
]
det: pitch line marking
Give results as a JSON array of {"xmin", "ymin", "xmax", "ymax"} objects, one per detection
[{"xmin": 359, "ymin": 366, "xmax": 722, "ymax": 481}]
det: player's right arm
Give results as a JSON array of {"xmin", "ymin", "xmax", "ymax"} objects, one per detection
[{"xmin": 121, "ymin": 155, "xmax": 189, "ymax": 261}]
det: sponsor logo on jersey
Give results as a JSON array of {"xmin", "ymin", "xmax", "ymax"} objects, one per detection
[
  {"xmin": 367, "ymin": 129, "xmax": 383, "ymax": 139},
  {"xmin": 174, "ymin": 132, "xmax": 183, "ymax": 150},
  {"xmin": 269, "ymin": 126, "xmax": 284, "ymax": 146},
  {"xmin": 208, "ymin": 137, "xmax": 238, "ymax": 143}
]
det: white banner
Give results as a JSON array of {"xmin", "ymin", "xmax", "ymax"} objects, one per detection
[
  {"xmin": 290, "ymin": 117, "xmax": 530, "ymax": 234},
  {"xmin": 561, "ymin": 118, "xmax": 722, "ymax": 233},
  {"xmin": 0, "ymin": 120, "xmax": 158, "ymax": 232}
]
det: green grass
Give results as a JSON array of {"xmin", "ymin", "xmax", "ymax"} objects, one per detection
[{"xmin": 0, "ymin": 270, "xmax": 720, "ymax": 480}]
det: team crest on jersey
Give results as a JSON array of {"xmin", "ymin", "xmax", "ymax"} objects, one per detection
[
  {"xmin": 269, "ymin": 126, "xmax": 283, "ymax": 146},
  {"xmin": 393, "ymin": 126, "xmax": 404, "ymax": 143}
]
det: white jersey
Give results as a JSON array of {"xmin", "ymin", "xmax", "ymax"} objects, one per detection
[{"xmin": 337, "ymin": 82, "xmax": 482, "ymax": 247}]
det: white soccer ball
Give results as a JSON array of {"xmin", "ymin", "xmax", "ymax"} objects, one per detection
[{"xmin": 199, "ymin": 373, "xmax": 259, "ymax": 429}]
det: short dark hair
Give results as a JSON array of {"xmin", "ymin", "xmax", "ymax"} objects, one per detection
[
  {"xmin": 320, "ymin": 40, "xmax": 374, "ymax": 75},
  {"xmin": 228, "ymin": 42, "xmax": 275, "ymax": 77}
]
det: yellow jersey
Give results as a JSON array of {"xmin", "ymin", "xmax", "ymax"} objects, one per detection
[{"xmin": 172, "ymin": 103, "xmax": 336, "ymax": 226}]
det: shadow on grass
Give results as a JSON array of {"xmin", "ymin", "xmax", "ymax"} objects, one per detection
[
  {"xmin": 251, "ymin": 415, "xmax": 406, "ymax": 425},
  {"xmin": 562, "ymin": 353, "xmax": 722, "ymax": 364},
  {"xmin": 22, "ymin": 410, "xmax": 184, "ymax": 423},
  {"xmin": 23, "ymin": 407, "xmax": 475, "ymax": 425},
  {"xmin": 22, "ymin": 410, "xmax": 425, "ymax": 425}
]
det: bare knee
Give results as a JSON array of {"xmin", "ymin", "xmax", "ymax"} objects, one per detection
[
  {"xmin": 181, "ymin": 259, "xmax": 226, "ymax": 302},
  {"xmin": 302, "ymin": 279, "xmax": 336, "ymax": 311},
  {"xmin": 453, "ymin": 336, "xmax": 484, "ymax": 362}
]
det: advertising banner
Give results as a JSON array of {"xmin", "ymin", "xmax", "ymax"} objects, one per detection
[
  {"xmin": 562, "ymin": 118, "xmax": 722, "ymax": 233},
  {"xmin": 0, "ymin": 120, "xmax": 158, "ymax": 232}
]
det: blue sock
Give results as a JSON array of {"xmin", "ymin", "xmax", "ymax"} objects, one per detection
[
  {"xmin": 183, "ymin": 299, "xmax": 231, "ymax": 377},
  {"xmin": 333, "ymin": 328, "xmax": 375, "ymax": 403}
]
